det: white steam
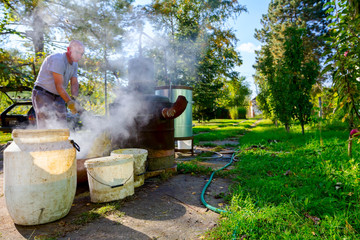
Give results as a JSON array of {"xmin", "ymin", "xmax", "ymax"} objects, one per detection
[{"xmin": 70, "ymin": 89, "xmax": 150, "ymax": 159}]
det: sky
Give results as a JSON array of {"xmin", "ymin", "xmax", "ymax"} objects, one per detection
[
  {"xmin": 134, "ymin": 0, "xmax": 271, "ymax": 99},
  {"xmin": 230, "ymin": 0, "xmax": 271, "ymax": 98}
]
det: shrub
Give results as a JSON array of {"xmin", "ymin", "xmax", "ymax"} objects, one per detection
[{"xmin": 229, "ymin": 107, "xmax": 247, "ymax": 120}]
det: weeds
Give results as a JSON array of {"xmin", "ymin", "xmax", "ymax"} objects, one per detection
[
  {"xmin": 0, "ymin": 132, "xmax": 11, "ymax": 145},
  {"xmin": 72, "ymin": 202, "xmax": 125, "ymax": 225},
  {"xmin": 33, "ymin": 235, "xmax": 57, "ymax": 240},
  {"xmin": 177, "ymin": 161, "xmax": 213, "ymax": 175}
]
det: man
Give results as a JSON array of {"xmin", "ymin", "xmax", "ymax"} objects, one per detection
[{"xmin": 32, "ymin": 40, "xmax": 85, "ymax": 129}]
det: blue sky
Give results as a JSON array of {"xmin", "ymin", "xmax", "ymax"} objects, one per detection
[
  {"xmin": 134, "ymin": 0, "xmax": 271, "ymax": 98},
  {"xmin": 230, "ymin": 0, "xmax": 271, "ymax": 98}
]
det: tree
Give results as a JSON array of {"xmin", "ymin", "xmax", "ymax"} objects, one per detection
[
  {"xmin": 323, "ymin": 0, "xmax": 360, "ymax": 131},
  {"xmin": 63, "ymin": 0, "xmax": 134, "ymax": 115},
  {"xmin": 147, "ymin": 0, "xmax": 248, "ymax": 121},
  {"xmin": 254, "ymin": 0, "xmax": 329, "ymax": 131},
  {"xmin": 254, "ymin": 45, "xmax": 277, "ymax": 123},
  {"xmin": 0, "ymin": 4, "xmax": 36, "ymax": 85},
  {"xmin": 283, "ymin": 27, "xmax": 319, "ymax": 134}
]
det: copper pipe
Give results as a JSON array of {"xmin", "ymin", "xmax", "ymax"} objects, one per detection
[{"xmin": 161, "ymin": 95, "xmax": 188, "ymax": 120}]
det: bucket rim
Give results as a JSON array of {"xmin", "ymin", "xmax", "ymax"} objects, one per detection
[
  {"xmin": 85, "ymin": 155, "xmax": 133, "ymax": 168},
  {"xmin": 111, "ymin": 148, "xmax": 148, "ymax": 155}
]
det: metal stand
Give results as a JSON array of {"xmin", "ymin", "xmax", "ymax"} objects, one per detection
[{"xmin": 175, "ymin": 136, "xmax": 194, "ymax": 155}]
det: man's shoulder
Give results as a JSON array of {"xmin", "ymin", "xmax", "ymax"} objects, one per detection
[{"xmin": 48, "ymin": 52, "xmax": 66, "ymax": 61}]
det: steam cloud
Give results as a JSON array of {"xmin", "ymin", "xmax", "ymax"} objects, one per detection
[{"xmin": 70, "ymin": 89, "xmax": 150, "ymax": 159}]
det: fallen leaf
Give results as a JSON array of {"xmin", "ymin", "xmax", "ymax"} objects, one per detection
[
  {"xmin": 346, "ymin": 220, "xmax": 355, "ymax": 233},
  {"xmin": 218, "ymin": 203, "xmax": 224, "ymax": 207},
  {"xmin": 192, "ymin": 192, "xmax": 196, "ymax": 195},
  {"xmin": 58, "ymin": 220, "xmax": 66, "ymax": 227},
  {"xmin": 304, "ymin": 213, "xmax": 320, "ymax": 225},
  {"xmin": 335, "ymin": 182, "xmax": 342, "ymax": 190},
  {"xmin": 240, "ymin": 234, "xmax": 248, "ymax": 240}
]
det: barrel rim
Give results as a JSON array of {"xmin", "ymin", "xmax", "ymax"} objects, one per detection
[
  {"xmin": 155, "ymin": 85, "xmax": 193, "ymax": 90},
  {"xmin": 12, "ymin": 128, "xmax": 70, "ymax": 138}
]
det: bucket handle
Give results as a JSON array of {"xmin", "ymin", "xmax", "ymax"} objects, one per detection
[
  {"xmin": 70, "ymin": 140, "xmax": 80, "ymax": 152},
  {"xmin": 137, "ymin": 171, "xmax": 146, "ymax": 176},
  {"xmin": 87, "ymin": 170, "xmax": 133, "ymax": 188}
]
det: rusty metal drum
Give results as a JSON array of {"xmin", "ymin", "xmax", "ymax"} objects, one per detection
[{"xmin": 111, "ymin": 95, "xmax": 175, "ymax": 171}]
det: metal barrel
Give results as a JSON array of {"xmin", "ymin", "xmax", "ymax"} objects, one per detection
[
  {"xmin": 155, "ymin": 86, "xmax": 193, "ymax": 138},
  {"xmin": 110, "ymin": 95, "xmax": 175, "ymax": 171}
]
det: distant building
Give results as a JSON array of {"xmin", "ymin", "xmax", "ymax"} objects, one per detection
[{"xmin": 248, "ymin": 97, "xmax": 262, "ymax": 118}]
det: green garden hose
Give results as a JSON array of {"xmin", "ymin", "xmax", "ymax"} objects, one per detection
[
  {"xmin": 200, "ymin": 151, "xmax": 240, "ymax": 239},
  {"xmin": 200, "ymin": 151, "xmax": 237, "ymax": 213}
]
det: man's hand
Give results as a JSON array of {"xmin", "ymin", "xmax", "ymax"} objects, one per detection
[{"xmin": 67, "ymin": 99, "xmax": 85, "ymax": 114}]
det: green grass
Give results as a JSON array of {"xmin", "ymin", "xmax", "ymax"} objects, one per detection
[
  {"xmin": 193, "ymin": 119, "xmax": 258, "ymax": 144},
  {"xmin": 203, "ymin": 119, "xmax": 360, "ymax": 239},
  {"xmin": 0, "ymin": 132, "xmax": 12, "ymax": 144}
]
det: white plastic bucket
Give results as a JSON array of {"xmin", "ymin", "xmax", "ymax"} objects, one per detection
[
  {"xmin": 4, "ymin": 129, "xmax": 77, "ymax": 225},
  {"xmin": 84, "ymin": 155, "xmax": 134, "ymax": 203},
  {"xmin": 111, "ymin": 148, "xmax": 148, "ymax": 188}
]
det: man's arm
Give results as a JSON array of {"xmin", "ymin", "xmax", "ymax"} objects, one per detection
[
  {"xmin": 53, "ymin": 72, "xmax": 71, "ymax": 103},
  {"xmin": 70, "ymin": 76, "xmax": 79, "ymax": 98}
]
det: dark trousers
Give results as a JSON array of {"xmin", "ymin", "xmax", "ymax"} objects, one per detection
[{"xmin": 32, "ymin": 88, "xmax": 67, "ymax": 129}]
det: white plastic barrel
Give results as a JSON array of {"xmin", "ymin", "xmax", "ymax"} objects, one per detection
[
  {"xmin": 111, "ymin": 148, "xmax": 148, "ymax": 188},
  {"xmin": 4, "ymin": 129, "xmax": 77, "ymax": 225},
  {"xmin": 84, "ymin": 155, "xmax": 134, "ymax": 203}
]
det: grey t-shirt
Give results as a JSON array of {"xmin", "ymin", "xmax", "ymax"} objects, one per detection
[{"xmin": 35, "ymin": 52, "xmax": 78, "ymax": 95}]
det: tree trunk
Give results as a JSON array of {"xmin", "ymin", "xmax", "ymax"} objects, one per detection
[
  {"xmin": 301, "ymin": 123, "xmax": 305, "ymax": 135},
  {"xmin": 318, "ymin": 97, "xmax": 322, "ymax": 118},
  {"xmin": 285, "ymin": 124, "xmax": 290, "ymax": 133},
  {"xmin": 32, "ymin": 7, "xmax": 45, "ymax": 57}
]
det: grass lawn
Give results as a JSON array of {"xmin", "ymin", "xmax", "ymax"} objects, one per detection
[
  {"xmin": 194, "ymin": 119, "xmax": 360, "ymax": 239},
  {"xmin": 193, "ymin": 118, "xmax": 259, "ymax": 144},
  {"xmin": 0, "ymin": 132, "xmax": 12, "ymax": 144}
]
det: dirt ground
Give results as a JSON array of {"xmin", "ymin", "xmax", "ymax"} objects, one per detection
[{"xmin": 0, "ymin": 148, "xmax": 234, "ymax": 240}]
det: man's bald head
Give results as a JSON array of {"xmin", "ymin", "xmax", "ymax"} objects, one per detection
[
  {"xmin": 67, "ymin": 40, "xmax": 85, "ymax": 63},
  {"xmin": 69, "ymin": 40, "xmax": 84, "ymax": 50}
]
